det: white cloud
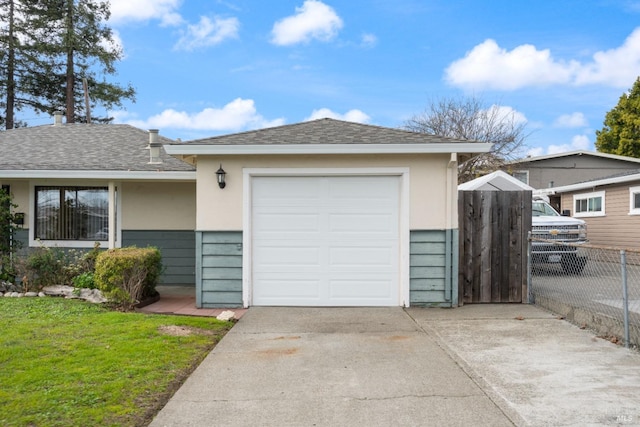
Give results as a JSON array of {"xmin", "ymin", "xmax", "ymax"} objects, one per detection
[
  {"xmin": 108, "ymin": 0, "xmax": 184, "ymax": 26},
  {"xmin": 445, "ymin": 27, "xmax": 640, "ymax": 90},
  {"xmin": 445, "ymin": 39, "xmax": 578, "ymax": 90},
  {"xmin": 554, "ymin": 112, "xmax": 588, "ymax": 128},
  {"xmin": 271, "ymin": 0, "xmax": 343, "ymax": 46},
  {"xmin": 304, "ymin": 108, "xmax": 371, "ymax": 123},
  {"xmin": 545, "ymin": 135, "xmax": 592, "ymax": 154},
  {"xmin": 575, "ymin": 28, "xmax": 640, "ymax": 86},
  {"xmin": 489, "ymin": 105, "xmax": 528, "ymax": 125},
  {"xmin": 174, "ymin": 16, "xmax": 239, "ymax": 51},
  {"xmin": 125, "ymin": 98, "xmax": 285, "ymax": 132},
  {"xmin": 361, "ymin": 33, "xmax": 378, "ymax": 48}
]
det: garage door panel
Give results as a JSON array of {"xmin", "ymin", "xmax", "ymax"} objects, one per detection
[
  {"xmin": 254, "ymin": 279, "xmax": 322, "ymax": 300},
  {"xmin": 329, "ymin": 246, "xmax": 396, "ymax": 267},
  {"xmin": 252, "ymin": 175, "xmax": 400, "ymax": 306},
  {"xmin": 329, "ymin": 279, "xmax": 394, "ymax": 301},
  {"xmin": 329, "ymin": 213, "xmax": 396, "ymax": 234},
  {"xmin": 253, "ymin": 246, "xmax": 321, "ymax": 267}
]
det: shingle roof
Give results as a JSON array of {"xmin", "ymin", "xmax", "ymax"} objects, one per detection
[
  {"xmin": 0, "ymin": 123, "xmax": 194, "ymax": 172},
  {"xmin": 178, "ymin": 118, "xmax": 475, "ymax": 146}
]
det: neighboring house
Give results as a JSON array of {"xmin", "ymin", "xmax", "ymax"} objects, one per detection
[
  {"xmin": 537, "ymin": 169, "xmax": 640, "ymax": 249},
  {"xmin": 164, "ymin": 118, "xmax": 491, "ymax": 308},
  {"xmin": 504, "ymin": 150, "xmax": 640, "ymax": 188},
  {"xmin": 0, "ymin": 112, "xmax": 197, "ymax": 284},
  {"xmin": 504, "ymin": 151, "xmax": 640, "ymax": 212}
]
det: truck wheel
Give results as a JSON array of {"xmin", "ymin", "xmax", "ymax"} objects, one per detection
[{"xmin": 561, "ymin": 255, "xmax": 587, "ymax": 274}]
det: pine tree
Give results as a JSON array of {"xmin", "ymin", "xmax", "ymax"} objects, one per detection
[
  {"xmin": 0, "ymin": 0, "xmax": 135, "ymax": 128},
  {"xmin": 595, "ymin": 78, "xmax": 640, "ymax": 158}
]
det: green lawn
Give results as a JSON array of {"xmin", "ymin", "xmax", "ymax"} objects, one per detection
[{"xmin": 0, "ymin": 297, "xmax": 232, "ymax": 427}]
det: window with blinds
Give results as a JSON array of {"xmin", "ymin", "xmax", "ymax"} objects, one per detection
[{"xmin": 35, "ymin": 186, "xmax": 109, "ymax": 241}]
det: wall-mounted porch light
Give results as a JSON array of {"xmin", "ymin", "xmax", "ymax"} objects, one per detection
[
  {"xmin": 13, "ymin": 212, "xmax": 25, "ymax": 228},
  {"xmin": 216, "ymin": 165, "xmax": 226, "ymax": 189}
]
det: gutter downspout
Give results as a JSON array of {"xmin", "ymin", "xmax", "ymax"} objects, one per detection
[{"xmin": 445, "ymin": 153, "xmax": 458, "ymax": 304}]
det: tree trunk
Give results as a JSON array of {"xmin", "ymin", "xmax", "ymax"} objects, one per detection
[
  {"xmin": 5, "ymin": 0, "xmax": 15, "ymax": 130},
  {"xmin": 64, "ymin": 0, "xmax": 75, "ymax": 123}
]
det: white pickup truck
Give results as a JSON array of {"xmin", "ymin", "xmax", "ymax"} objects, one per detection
[{"xmin": 530, "ymin": 197, "xmax": 588, "ymax": 274}]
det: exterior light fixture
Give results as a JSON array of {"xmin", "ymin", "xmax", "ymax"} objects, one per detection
[
  {"xmin": 13, "ymin": 212, "xmax": 25, "ymax": 228},
  {"xmin": 216, "ymin": 165, "xmax": 226, "ymax": 189}
]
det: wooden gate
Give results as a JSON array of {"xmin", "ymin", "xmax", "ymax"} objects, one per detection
[{"xmin": 458, "ymin": 190, "xmax": 531, "ymax": 304}]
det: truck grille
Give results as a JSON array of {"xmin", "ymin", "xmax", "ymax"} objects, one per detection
[{"xmin": 531, "ymin": 225, "xmax": 582, "ymax": 242}]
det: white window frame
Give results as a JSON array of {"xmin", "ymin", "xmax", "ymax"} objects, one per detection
[
  {"xmin": 512, "ymin": 170, "xmax": 529, "ymax": 185},
  {"xmin": 29, "ymin": 180, "xmax": 121, "ymax": 248},
  {"xmin": 573, "ymin": 190, "xmax": 605, "ymax": 218},
  {"xmin": 629, "ymin": 186, "xmax": 640, "ymax": 215}
]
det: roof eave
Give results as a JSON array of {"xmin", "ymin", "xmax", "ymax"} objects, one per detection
[
  {"xmin": 164, "ymin": 143, "xmax": 494, "ymax": 156},
  {"xmin": 0, "ymin": 170, "xmax": 196, "ymax": 180},
  {"xmin": 542, "ymin": 173, "xmax": 640, "ymax": 194}
]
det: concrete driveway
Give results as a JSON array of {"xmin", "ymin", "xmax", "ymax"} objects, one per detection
[
  {"xmin": 150, "ymin": 307, "xmax": 517, "ymax": 427},
  {"xmin": 150, "ymin": 305, "xmax": 640, "ymax": 427}
]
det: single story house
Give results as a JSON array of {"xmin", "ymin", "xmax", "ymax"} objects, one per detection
[
  {"xmin": 0, "ymin": 112, "xmax": 197, "ymax": 284},
  {"xmin": 536, "ymin": 169, "xmax": 640, "ymax": 250},
  {"xmin": 2, "ymin": 115, "xmax": 491, "ymax": 308},
  {"xmin": 504, "ymin": 151, "xmax": 640, "ymax": 213},
  {"xmin": 164, "ymin": 118, "xmax": 491, "ymax": 308}
]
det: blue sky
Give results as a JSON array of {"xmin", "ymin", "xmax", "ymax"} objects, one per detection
[{"xmin": 40, "ymin": 0, "xmax": 640, "ymax": 156}]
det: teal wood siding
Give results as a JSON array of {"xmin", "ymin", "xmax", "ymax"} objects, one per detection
[
  {"xmin": 122, "ymin": 230, "xmax": 195, "ymax": 285},
  {"xmin": 410, "ymin": 229, "xmax": 458, "ymax": 307},
  {"xmin": 196, "ymin": 231, "xmax": 243, "ymax": 308}
]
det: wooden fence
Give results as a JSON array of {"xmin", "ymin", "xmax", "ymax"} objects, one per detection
[{"xmin": 458, "ymin": 190, "xmax": 531, "ymax": 304}]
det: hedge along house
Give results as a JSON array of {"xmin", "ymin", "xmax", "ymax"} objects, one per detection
[
  {"xmin": 164, "ymin": 119, "xmax": 492, "ymax": 308},
  {"xmin": 0, "ymin": 112, "xmax": 197, "ymax": 285}
]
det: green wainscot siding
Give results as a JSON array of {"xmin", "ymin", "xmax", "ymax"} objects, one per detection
[
  {"xmin": 196, "ymin": 231, "xmax": 243, "ymax": 308},
  {"xmin": 122, "ymin": 230, "xmax": 195, "ymax": 285},
  {"xmin": 410, "ymin": 229, "xmax": 458, "ymax": 307}
]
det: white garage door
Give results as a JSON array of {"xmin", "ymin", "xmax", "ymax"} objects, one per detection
[{"xmin": 251, "ymin": 175, "xmax": 400, "ymax": 306}]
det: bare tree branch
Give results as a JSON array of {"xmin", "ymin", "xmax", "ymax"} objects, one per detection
[{"xmin": 404, "ymin": 96, "xmax": 531, "ymax": 182}]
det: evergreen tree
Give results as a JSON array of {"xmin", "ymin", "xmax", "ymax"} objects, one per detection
[
  {"xmin": 596, "ymin": 78, "xmax": 640, "ymax": 158},
  {"xmin": 0, "ymin": 0, "xmax": 135, "ymax": 128}
]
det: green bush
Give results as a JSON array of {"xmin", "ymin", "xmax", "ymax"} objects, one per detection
[
  {"xmin": 17, "ymin": 244, "xmax": 102, "ymax": 291},
  {"xmin": 94, "ymin": 247, "xmax": 162, "ymax": 309}
]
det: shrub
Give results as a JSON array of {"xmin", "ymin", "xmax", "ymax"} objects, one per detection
[
  {"xmin": 17, "ymin": 243, "xmax": 102, "ymax": 291},
  {"xmin": 21, "ymin": 246, "xmax": 73, "ymax": 289},
  {"xmin": 94, "ymin": 247, "xmax": 162, "ymax": 310}
]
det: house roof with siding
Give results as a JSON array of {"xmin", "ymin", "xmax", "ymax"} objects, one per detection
[
  {"xmin": 539, "ymin": 168, "xmax": 640, "ymax": 195},
  {"xmin": 507, "ymin": 150, "xmax": 640, "ymax": 166},
  {"xmin": 0, "ymin": 123, "xmax": 194, "ymax": 172}
]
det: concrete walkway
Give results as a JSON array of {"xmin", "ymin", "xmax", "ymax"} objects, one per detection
[{"xmin": 150, "ymin": 305, "xmax": 640, "ymax": 427}]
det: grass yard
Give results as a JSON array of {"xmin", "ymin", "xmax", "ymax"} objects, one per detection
[{"xmin": 0, "ymin": 297, "xmax": 232, "ymax": 427}]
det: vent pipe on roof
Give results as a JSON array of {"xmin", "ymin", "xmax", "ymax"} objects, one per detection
[
  {"xmin": 147, "ymin": 129, "xmax": 162, "ymax": 164},
  {"xmin": 53, "ymin": 111, "xmax": 63, "ymax": 126}
]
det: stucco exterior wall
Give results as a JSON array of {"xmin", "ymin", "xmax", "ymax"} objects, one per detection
[
  {"xmin": 195, "ymin": 153, "xmax": 456, "ymax": 231},
  {"xmin": 1, "ymin": 179, "xmax": 196, "ymax": 232},
  {"xmin": 121, "ymin": 181, "xmax": 195, "ymax": 230},
  {"xmin": 0, "ymin": 180, "xmax": 30, "ymax": 224}
]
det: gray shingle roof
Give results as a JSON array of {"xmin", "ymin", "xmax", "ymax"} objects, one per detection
[
  {"xmin": 0, "ymin": 123, "xmax": 194, "ymax": 171},
  {"xmin": 177, "ymin": 118, "xmax": 476, "ymax": 146}
]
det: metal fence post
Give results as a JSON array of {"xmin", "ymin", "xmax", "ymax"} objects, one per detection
[
  {"xmin": 621, "ymin": 250, "xmax": 630, "ymax": 349},
  {"xmin": 527, "ymin": 231, "xmax": 532, "ymax": 304}
]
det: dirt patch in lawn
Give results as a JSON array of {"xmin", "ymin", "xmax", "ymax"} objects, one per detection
[{"xmin": 158, "ymin": 325, "xmax": 217, "ymax": 337}]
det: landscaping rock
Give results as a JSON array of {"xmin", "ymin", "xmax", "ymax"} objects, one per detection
[
  {"xmin": 43, "ymin": 285, "xmax": 75, "ymax": 297},
  {"xmin": 25, "ymin": 292, "xmax": 38, "ymax": 297},
  {"xmin": 41, "ymin": 285, "xmax": 107, "ymax": 304},
  {"xmin": 217, "ymin": 310, "xmax": 236, "ymax": 321},
  {"xmin": 38, "ymin": 292, "xmax": 46, "ymax": 297}
]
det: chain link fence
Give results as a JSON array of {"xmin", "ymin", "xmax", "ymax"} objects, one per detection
[{"xmin": 528, "ymin": 236, "xmax": 640, "ymax": 349}]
